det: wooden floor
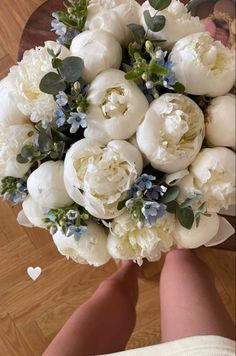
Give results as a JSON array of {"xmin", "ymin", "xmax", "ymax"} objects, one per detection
[{"xmin": 0, "ymin": 1, "xmax": 235, "ymax": 355}]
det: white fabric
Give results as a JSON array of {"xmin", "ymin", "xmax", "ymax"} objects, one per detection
[{"xmin": 102, "ymin": 336, "xmax": 236, "ymax": 356}]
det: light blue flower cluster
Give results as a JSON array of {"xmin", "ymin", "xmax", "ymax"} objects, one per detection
[
  {"xmin": 126, "ymin": 174, "xmax": 167, "ymax": 227},
  {"xmin": 66, "ymin": 225, "xmax": 87, "ymax": 241},
  {"xmin": 54, "ymin": 91, "xmax": 88, "ymax": 133},
  {"xmin": 155, "ymin": 50, "xmax": 177, "ymax": 89},
  {"xmin": 51, "ymin": 13, "xmax": 67, "ymax": 36},
  {"xmin": 2, "ymin": 178, "xmax": 28, "ymax": 205}
]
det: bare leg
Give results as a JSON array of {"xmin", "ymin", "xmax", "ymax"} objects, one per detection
[
  {"xmin": 43, "ymin": 261, "xmax": 139, "ymax": 356},
  {"xmin": 160, "ymin": 249, "xmax": 235, "ymax": 343}
]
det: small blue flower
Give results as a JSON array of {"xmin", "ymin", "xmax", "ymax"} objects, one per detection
[
  {"xmin": 135, "ymin": 174, "xmax": 156, "ymax": 191},
  {"xmin": 67, "ymin": 112, "xmax": 87, "ymax": 134},
  {"xmin": 46, "ymin": 211, "xmax": 57, "ymax": 222},
  {"xmin": 51, "ymin": 15, "xmax": 67, "ymax": 36},
  {"xmin": 146, "ymin": 81, "xmax": 154, "ymax": 90},
  {"xmin": 145, "ymin": 185, "xmax": 161, "ymax": 200},
  {"xmin": 66, "ymin": 225, "xmax": 87, "ymax": 241},
  {"xmin": 141, "ymin": 202, "xmax": 166, "ymax": 226},
  {"xmin": 56, "ymin": 92, "xmax": 68, "ymax": 107},
  {"xmin": 66, "ymin": 210, "xmax": 79, "ymax": 220},
  {"xmin": 128, "ymin": 185, "xmax": 139, "ymax": 198},
  {"xmin": 138, "ymin": 84, "xmax": 154, "ymax": 103},
  {"xmin": 57, "ymin": 30, "xmax": 80, "ymax": 45}
]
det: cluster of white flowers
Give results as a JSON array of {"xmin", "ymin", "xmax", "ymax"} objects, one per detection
[{"xmin": 0, "ymin": 0, "xmax": 235, "ymax": 267}]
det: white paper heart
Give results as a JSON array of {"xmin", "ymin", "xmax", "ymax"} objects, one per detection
[{"xmin": 27, "ymin": 267, "xmax": 42, "ymax": 281}]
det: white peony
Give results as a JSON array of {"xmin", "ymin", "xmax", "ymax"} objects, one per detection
[
  {"xmin": 8, "ymin": 41, "xmax": 70, "ymax": 124},
  {"xmin": 84, "ymin": 69, "xmax": 149, "ymax": 143},
  {"xmin": 0, "ymin": 124, "xmax": 37, "ymax": 178},
  {"xmin": 174, "ymin": 213, "xmax": 220, "ymax": 249},
  {"xmin": 136, "ymin": 94, "xmax": 205, "ymax": 173},
  {"xmin": 19, "ymin": 195, "xmax": 47, "ymax": 229},
  {"xmin": 169, "ymin": 32, "xmax": 235, "ymax": 97},
  {"xmin": 52, "ymin": 223, "xmax": 111, "ymax": 267},
  {"xmin": 107, "ymin": 212, "xmax": 175, "ymax": 265},
  {"xmin": 86, "ymin": 0, "xmax": 141, "ymax": 46},
  {"xmin": 0, "ymin": 76, "xmax": 28, "ymax": 126},
  {"xmin": 70, "ymin": 30, "xmax": 122, "ymax": 83},
  {"xmin": 178, "ymin": 148, "xmax": 236, "ymax": 213},
  {"xmin": 206, "ymin": 95, "xmax": 236, "ymax": 149},
  {"xmin": 27, "ymin": 161, "xmax": 73, "ymax": 209},
  {"xmin": 64, "ymin": 139, "xmax": 143, "ymax": 219},
  {"xmin": 141, "ymin": 0, "xmax": 203, "ymax": 49}
]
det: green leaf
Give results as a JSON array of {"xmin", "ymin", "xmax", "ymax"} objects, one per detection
[
  {"xmin": 52, "ymin": 58, "xmax": 62, "ymax": 69},
  {"xmin": 144, "ymin": 11, "xmax": 166, "ymax": 32},
  {"xmin": 38, "ymin": 134, "xmax": 53, "ymax": 153},
  {"xmin": 128, "ymin": 24, "xmax": 146, "ymax": 44},
  {"xmin": 57, "ymin": 11, "xmax": 78, "ymax": 28},
  {"xmin": 149, "ymin": 0, "xmax": 172, "ymax": 11},
  {"xmin": 59, "ymin": 57, "xmax": 84, "ymax": 83},
  {"xmin": 125, "ymin": 70, "xmax": 144, "ymax": 80},
  {"xmin": 117, "ymin": 199, "xmax": 128, "ymax": 211},
  {"xmin": 21, "ymin": 145, "xmax": 33, "ymax": 159},
  {"xmin": 149, "ymin": 62, "xmax": 168, "ymax": 75},
  {"xmin": 180, "ymin": 194, "xmax": 201, "ymax": 209},
  {"xmin": 172, "ymin": 82, "xmax": 185, "ymax": 93},
  {"xmin": 16, "ymin": 154, "xmax": 29, "ymax": 164},
  {"xmin": 39, "ymin": 72, "xmax": 66, "ymax": 95},
  {"xmin": 166, "ymin": 201, "xmax": 178, "ymax": 214},
  {"xmin": 159, "ymin": 186, "xmax": 180, "ymax": 204},
  {"xmin": 176, "ymin": 206, "xmax": 195, "ymax": 230}
]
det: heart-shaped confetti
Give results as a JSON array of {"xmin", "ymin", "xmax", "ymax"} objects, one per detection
[{"xmin": 27, "ymin": 267, "xmax": 42, "ymax": 281}]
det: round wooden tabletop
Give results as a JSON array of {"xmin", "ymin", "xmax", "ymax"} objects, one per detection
[{"xmin": 18, "ymin": 0, "xmax": 235, "ymax": 250}]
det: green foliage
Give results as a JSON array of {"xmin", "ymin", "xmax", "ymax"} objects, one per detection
[
  {"xmin": 149, "ymin": 0, "xmax": 172, "ymax": 10},
  {"xmin": 176, "ymin": 205, "xmax": 195, "ymax": 230},
  {"xmin": 40, "ymin": 56, "xmax": 84, "ymax": 95},
  {"xmin": 144, "ymin": 11, "xmax": 166, "ymax": 32},
  {"xmin": 149, "ymin": 61, "xmax": 168, "ymax": 75},
  {"xmin": 172, "ymin": 82, "xmax": 185, "ymax": 93},
  {"xmin": 159, "ymin": 186, "xmax": 180, "ymax": 204},
  {"xmin": 57, "ymin": 0, "xmax": 89, "ymax": 32},
  {"xmin": 128, "ymin": 24, "xmax": 146, "ymax": 44}
]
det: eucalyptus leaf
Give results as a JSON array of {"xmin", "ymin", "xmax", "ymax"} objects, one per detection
[
  {"xmin": 59, "ymin": 57, "xmax": 84, "ymax": 83},
  {"xmin": 176, "ymin": 206, "xmax": 194, "ymax": 230},
  {"xmin": 21, "ymin": 146, "xmax": 33, "ymax": 159},
  {"xmin": 39, "ymin": 72, "xmax": 66, "ymax": 95},
  {"xmin": 159, "ymin": 186, "xmax": 180, "ymax": 204},
  {"xmin": 144, "ymin": 11, "xmax": 166, "ymax": 32},
  {"xmin": 149, "ymin": 0, "xmax": 172, "ymax": 11},
  {"xmin": 117, "ymin": 199, "xmax": 128, "ymax": 211},
  {"xmin": 52, "ymin": 58, "xmax": 62, "ymax": 69},
  {"xmin": 166, "ymin": 200, "xmax": 178, "ymax": 214},
  {"xmin": 38, "ymin": 134, "xmax": 53, "ymax": 153},
  {"xmin": 16, "ymin": 154, "xmax": 29, "ymax": 164},
  {"xmin": 128, "ymin": 24, "xmax": 146, "ymax": 44},
  {"xmin": 180, "ymin": 194, "xmax": 201, "ymax": 208}
]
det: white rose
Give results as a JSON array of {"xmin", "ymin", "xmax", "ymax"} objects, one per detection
[
  {"xmin": 64, "ymin": 139, "xmax": 143, "ymax": 219},
  {"xmin": 0, "ymin": 124, "xmax": 37, "ymax": 178},
  {"xmin": 0, "ymin": 76, "xmax": 28, "ymax": 126},
  {"xmin": 70, "ymin": 30, "xmax": 122, "ymax": 83},
  {"xmin": 178, "ymin": 148, "xmax": 236, "ymax": 213},
  {"xmin": 8, "ymin": 41, "xmax": 70, "ymax": 124},
  {"xmin": 27, "ymin": 161, "xmax": 73, "ymax": 209},
  {"xmin": 169, "ymin": 32, "xmax": 235, "ymax": 97},
  {"xmin": 206, "ymin": 95, "xmax": 236, "ymax": 149},
  {"xmin": 141, "ymin": 0, "xmax": 203, "ymax": 49},
  {"xmin": 18, "ymin": 195, "xmax": 47, "ymax": 229},
  {"xmin": 136, "ymin": 94, "xmax": 205, "ymax": 173},
  {"xmin": 174, "ymin": 213, "xmax": 220, "ymax": 249},
  {"xmin": 107, "ymin": 212, "xmax": 174, "ymax": 265},
  {"xmin": 52, "ymin": 223, "xmax": 111, "ymax": 267},
  {"xmin": 86, "ymin": 0, "xmax": 141, "ymax": 46},
  {"xmin": 84, "ymin": 69, "xmax": 149, "ymax": 143}
]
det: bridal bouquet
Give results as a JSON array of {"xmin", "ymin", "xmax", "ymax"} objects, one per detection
[{"xmin": 1, "ymin": 0, "xmax": 235, "ymax": 267}]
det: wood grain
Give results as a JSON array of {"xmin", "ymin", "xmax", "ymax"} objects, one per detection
[{"xmin": 0, "ymin": 1, "xmax": 235, "ymax": 355}]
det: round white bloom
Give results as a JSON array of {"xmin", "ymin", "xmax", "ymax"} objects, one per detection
[
  {"xmin": 141, "ymin": 0, "xmax": 203, "ymax": 49},
  {"xmin": 0, "ymin": 76, "xmax": 28, "ymax": 126},
  {"xmin": 52, "ymin": 223, "xmax": 111, "ymax": 267},
  {"xmin": 174, "ymin": 213, "xmax": 220, "ymax": 249},
  {"xmin": 0, "ymin": 124, "xmax": 37, "ymax": 178},
  {"xmin": 70, "ymin": 30, "xmax": 122, "ymax": 83},
  {"xmin": 178, "ymin": 148, "xmax": 236, "ymax": 213},
  {"xmin": 85, "ymin": 69, "xmax": 149, "ymax": 143},
  {"xmin": 21, "ymin": 195, "xmax": 47, "ymax": 229},
  {"xmin": 86, "ymin": 0, "xmax": 141, "ymax": 46},
  {"xmin": 136, "ymin": 94, "xmax": 205, "ymax": 173},
  {"xmin": 64, "ymin": 139, "xmax": 143, "ymax": 219},
  {"xmin": 107, "ymin": 212, "xmax": 174, "ymax": 265},
  {"xmin": 27, "ymin": 161, "xmax": 73, "ymax": 209},
  {"xmin": 169, "ymin": 32, "xmax": 235, "ymax": 97},
  {"xmin": 8, "ymin": 41, "xmax": 70, "ymax": 124},
  {"xmin": 206, "ymin": 95, "xmax": 236, "ymax": 149}
]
